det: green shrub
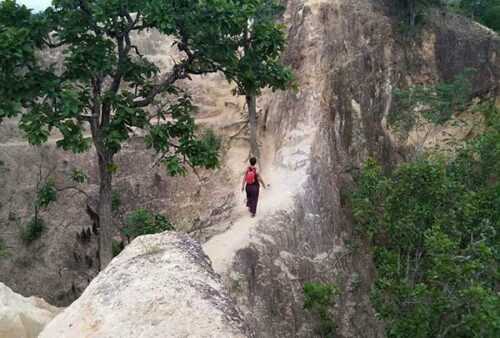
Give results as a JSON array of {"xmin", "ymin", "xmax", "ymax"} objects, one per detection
[
  {"xmin": 71, "ymin": 168, "xmax": 88, "ymax": 184},
  {"xmin": 21, "ymin": 217, "xmax": 45, "ymax": 243},
  {"xmin": 303, "ymin": 282, "xmax": 338, "ymax": 337},
  {"xmin": 123, "ymin": 209, "xmax": 174, "ymax": 239},
  {"xmin": 37, "ymin": 179, "xmax": 57, "ymax": 208},
  {"xmin": 352, "ymin": 105, "xmax": 500, "ymax": 337}
]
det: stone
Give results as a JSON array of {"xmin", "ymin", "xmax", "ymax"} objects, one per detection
[
  {"xmin": 39, "ymin": 232, "xmax": 251, "ymax": 338},
  {"xmin": 0, "ymin": 282, "xmax": 61, "ymax": 338}
]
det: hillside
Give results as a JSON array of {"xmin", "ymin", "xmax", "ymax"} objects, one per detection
[{"xmin": 1, "ymin": 0, "xmax": 499, "ymax": 337}]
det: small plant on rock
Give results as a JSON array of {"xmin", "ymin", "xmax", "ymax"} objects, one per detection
[
  {"xmin": 71, "ymin": 169, "xmax": 88, "ymax": 184},
  {"xmin": 20, "ymin": 217, "xmax": 45, "ymax": 243},
  {"xmin": 37, "ymin": 179, "xmax": 57, "ymax": 208},
  {"xmin": 303, "ymin": 282, "xmax": 339, "ymax": 338}
]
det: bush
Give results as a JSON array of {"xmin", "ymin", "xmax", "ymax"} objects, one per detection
[
  {"xmin": 21, "ymin": 217, "xmax": 45, "ymax": 243},
  {"xmin": 37, "ymin": 179, "xmax": 57, "ymax": 208},
  {"xmin": 123, "ymin": 209, "xmax": 174, "ymax": 239},
  {"xmin": 303, "ymin": 282, "xmax": 338, "ymax": 337},
  {"xmin": 452, "ymin": 0, "xmax": 500, "ymax": 32},
  {"xmin": 351, "ymin": 106, "xmax": 500, "ymax": 337},
  {"xmin": 71, "ymin": 168, "xmax": 88, "ymax": 184}
]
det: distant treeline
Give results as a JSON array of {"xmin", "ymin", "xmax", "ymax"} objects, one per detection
[{"xmin": 395, "ymin": 0, "xmax": 500, "ymax": 32}]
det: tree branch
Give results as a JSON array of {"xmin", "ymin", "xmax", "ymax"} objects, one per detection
[
  {"xmin": 57, "ymin": 185, "xmax": 90, "ymax": 199},
  {"xmin": 78, "ymin": 0, "xmax": 103, "ymax": 36},
  {"xmin": 132, "ymin": 61, "xmax": 191, "ymax": 108},
  {"xmin": 132, "ymin": 24, "xmax": 225, "ymax": 108}
]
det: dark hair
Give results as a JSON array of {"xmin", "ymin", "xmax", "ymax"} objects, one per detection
[{"xmin": 249, "ymin": 157, "xmax": 257, "ymax": 166}]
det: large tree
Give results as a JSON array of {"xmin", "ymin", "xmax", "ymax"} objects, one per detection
[
  {"xmin": 225, "ymin": 0, "xmax": 294, "ymax": 158},
  {"xmin": 0, "ymin": 0, "xmax": 273, "ymax": 268}
]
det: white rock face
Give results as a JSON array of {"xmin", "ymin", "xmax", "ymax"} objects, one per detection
[
  {"xmin": 39, "ymin": 232, "xmax": 250, "ymax": 338},
  {"xmin": 0, "ymin": 282, "xmax": 61, "ymax": 338}
]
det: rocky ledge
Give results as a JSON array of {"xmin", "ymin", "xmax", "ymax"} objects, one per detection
[
  {"xmin": 39, "ymin": 232, "xmax": 251, "ymax": 338},
  {"xmin": 0, "ymin": 282, "xmax": 61, "ymax": 338}
]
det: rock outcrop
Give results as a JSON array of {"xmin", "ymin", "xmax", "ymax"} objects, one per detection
[
  {"xmin": 210, "ymin": 0, "xmax": 500, "ymax": 337},
  {"xmin": 1, "ymin": 1, "xmax": 499, "ymax": 337},
  {"xmin": 39, "ymin": 232, "xmax": 250, "ymax": 338},
  {"xmin": 0, "ymin": 282, "xmax": 61, "ymax": 338}
]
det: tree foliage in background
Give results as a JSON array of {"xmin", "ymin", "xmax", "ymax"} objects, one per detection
[
  {"xmin": 0, "ymin": 0, "xmax": 290, "ymax": 268},
  {"xmin": 227, "ymin": 0, "xmax": 294, "ymax": 158},
  {"xmin": 352, "ymin": 104, "xmax": 500, "ymax": 337},
  {"xmin": 388, "ymin": 70, "xmax": 474, "ymax": 156},
  {"xmin": 123, "ymin": 208, "xmax": 174, "ymax": 240},
  {"xmin": 394, "ymin": 0, "xmax": 500, "ymax": 32},
  {"xmin": 389, "ymin": 70, "xmax": 473, "ymax": 134},
  {"xmin": 395, "ymin": 0, "xmax": 445, "ymax": 27},
  {"xmin": 452, "ymin": 0, "xmax": 500, "ymax": 32}
]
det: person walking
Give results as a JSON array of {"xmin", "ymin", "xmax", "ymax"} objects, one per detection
[{"xmin": 241, "ymin": 157, "xmax": 267, "ymax": 217}]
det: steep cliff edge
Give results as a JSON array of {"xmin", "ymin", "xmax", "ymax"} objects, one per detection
[
  {"xmin": 207, "ymin": 0, "xmax": 500, "ymax": 337},
  {"xmin": 0, "ymin": 0, "xmax": 498, "ymax": 337}
]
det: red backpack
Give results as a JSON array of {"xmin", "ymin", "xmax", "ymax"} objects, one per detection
[{"xmin": 245, "ymin": 167, "xmax": 257, "ymax": 185}]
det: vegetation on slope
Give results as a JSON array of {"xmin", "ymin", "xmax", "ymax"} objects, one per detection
[
  {"xmin": 452, "ymin": 0, "xmax": 500, "ymax": 32},
  {"xmin": 394, "ymin": 0, "xmax": 500, "ymax": 33},
  {"xmin": 352, "ymin": 100, "xmax": 500, "ymax": 337}
]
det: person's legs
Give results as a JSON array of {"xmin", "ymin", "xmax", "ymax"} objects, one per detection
[
  {"xmin": 253, "ymin": 185, "xmax": 259, "ymax": 216},
  {"xmin": 246, "ymin": 184, "xmax": 260, "ymax": 217},
  {"xmin": 246, "ymin": 187, "xmax": 251, "ymax": 209}
]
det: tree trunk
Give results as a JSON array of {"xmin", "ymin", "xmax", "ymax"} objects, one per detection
[
  {"xmin": 246, "ymin": 94, "xmax": 260, "ymax": 159},
  {"xmin": 97, "ymin": 150, "xmax": 114, "ymax": 269}
]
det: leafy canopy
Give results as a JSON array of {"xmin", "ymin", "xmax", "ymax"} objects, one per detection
[
  {"xmin": 225, "ymin": 0, "xmax": 295, "ymax": 96},
  {"xmin": 0, "ymin": 0, "xmax": 265, "ymax": 175},
  {"xmin": 452, "ymin": 0, "xmax": 500, "ymax": 32}
]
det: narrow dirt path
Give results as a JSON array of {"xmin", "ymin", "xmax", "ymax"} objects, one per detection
[
  {"xmin": 201, "ymin": 124, "xmax": 312, "ymax": 275},
  {"xmin": 202, "ymin": 164, "xmax": 297, "ymax": 274}
]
